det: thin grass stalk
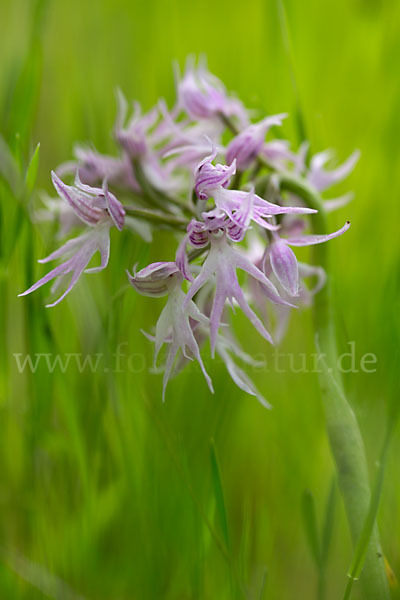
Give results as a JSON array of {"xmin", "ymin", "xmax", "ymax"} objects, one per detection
[{"xmin": 280, "ymin": 174, "xmax": 390, "ymax": 600}]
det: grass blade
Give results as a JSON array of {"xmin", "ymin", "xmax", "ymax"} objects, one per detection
[
  {"xmin": 301, "ymin": 490, "xmax": 321, "ymax": 567},
  {"xmin": 25, "ymin": 142, "xmax": 40, "ymax": 195},
  {"xmin": 348, "ymin": 429, "xmax": 394, "ymax": 581},
  {"xmin": 321, "ymin": 478, "xmax": 336, "ymax": 566},
  {"xmin": 276, "ymin": 0, "xmax": 308, "ymax": 145},
  {"xmin": 210, "ymin": 438, "xmax": 231, "ymax": 552}
]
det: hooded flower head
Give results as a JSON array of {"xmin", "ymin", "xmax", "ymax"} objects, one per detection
[
  {"xmin": 127, "ymin": 262, "xmax": 180, "ymax": 297},
  {"xmin": 194, "ymin": 147, "xmax": 236, "ymax": 200}
]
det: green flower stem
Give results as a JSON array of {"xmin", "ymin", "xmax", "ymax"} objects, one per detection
[
  {"xmin": 124, "ymin": 205, "xmax": 188, "ymax": 228},
  {"xmin": 132, "ymin": 159, "xmax": 195, "ymax": 216},
  {"xmin": 280, "ymin": 174, "xmax": 390, "ymax": 600}
]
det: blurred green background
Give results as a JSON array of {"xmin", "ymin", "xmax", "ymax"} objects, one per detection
[{"xmin": 0, "ymin": 0, "xmax": 399, "ymax": 598}]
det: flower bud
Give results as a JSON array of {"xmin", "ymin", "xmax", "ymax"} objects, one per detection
[
  {"xmin": 269, "ymin": 239, "xmax": 299, "ymax": 297},
  {"xmin": 115, "ymin": 93, "xmax": 158, "ymax": 158},
  {"xmin": 178, "ymin": 61, "xmax": 228, "ymax": 119},
  {"xmin": 226, "ymin": 114, "xmax": 287, "ymax": 170}
]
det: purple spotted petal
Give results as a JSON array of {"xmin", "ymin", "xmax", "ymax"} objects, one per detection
[{"xmin": 187, "ymin": 220, "xmax": 210, "ymax": 247}]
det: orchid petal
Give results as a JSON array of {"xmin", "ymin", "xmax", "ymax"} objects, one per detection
[
  {"xmin": 103, "ymin": 180, "xmax": 125, "ymax": 231},
  {"xmin": 52, "ymin": 171, "xmax": 104, "ymax": 226},
  {"xmin": 309, "ymin": 150, "xmax": 360, "ymax": 191},
  {"xmin": 286, "ymin": 221, "xmax": 350, "ymax": 246},
  {"xmin": 187, "ymin": 220, "xmax": 211, "ymax": 247},
  {"xmin": 195, "ymin": 157, "xmax": 236, "ymax": 200},
  {"xmin": 232, "ymin": 279, "xmax": 274, "ymax": 345},
  {"xmin": 324, "ymin": 193, "xmax": 353, "ymax": 213},
  {"xmin": 298, "ymin": 262, "xmax": 327, "ymax": 295},
  {"xmin": 74, "ymin": 170, "xmax": 103, "ymax": 196},
  {"xmin": 162, "ymin": 343, "xmax": 180, "ymax": 402},
  {"xmin": 209, "ymin": 275, "xmax": 230, "ymax": 355},
  {"xmin": 216, "ymin": 343, "xmax": 271, "ymax": 408},
  {"xmin": 232, "ymin": 248, "xmax": 295, "ymax": 308},
  {"xmin": 144, "ymin": 280, "xmax": 213, "ymax": 400},
  {"xmin": 176, "ymin": 233, "xmax": 193, "ymax": 282},
  {"xmin": 85, "ymin": 230, "xmax": 110, "ymax": 273},
  {"xmin": 38, "ymin": 233, "xmax": 88, "ymax": 263},
  {"xmin": 19, "ymin": 226, "xmax": 112, "ymax": 306},
  {"xmin": 226, "ymin": 189, "xmax": 254, "ymax": 242},
  {"xmin": 274, "ymin": 305, "xmax": 292, "ymax": 345}
]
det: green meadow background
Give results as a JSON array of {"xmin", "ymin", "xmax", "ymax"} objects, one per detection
[{"xmin": 0, "ymin": 0, "xmax": 399, "ymax": 598}]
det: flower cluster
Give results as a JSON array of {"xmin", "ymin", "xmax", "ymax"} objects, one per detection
[{"xmin": 21, "ymin": 58, "xmax": 358, "ymax": 404}]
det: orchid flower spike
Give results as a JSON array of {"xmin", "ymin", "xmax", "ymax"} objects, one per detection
[{"xmin": 20, "ymin": 57, "xmax": 357, "ymax": 403}]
